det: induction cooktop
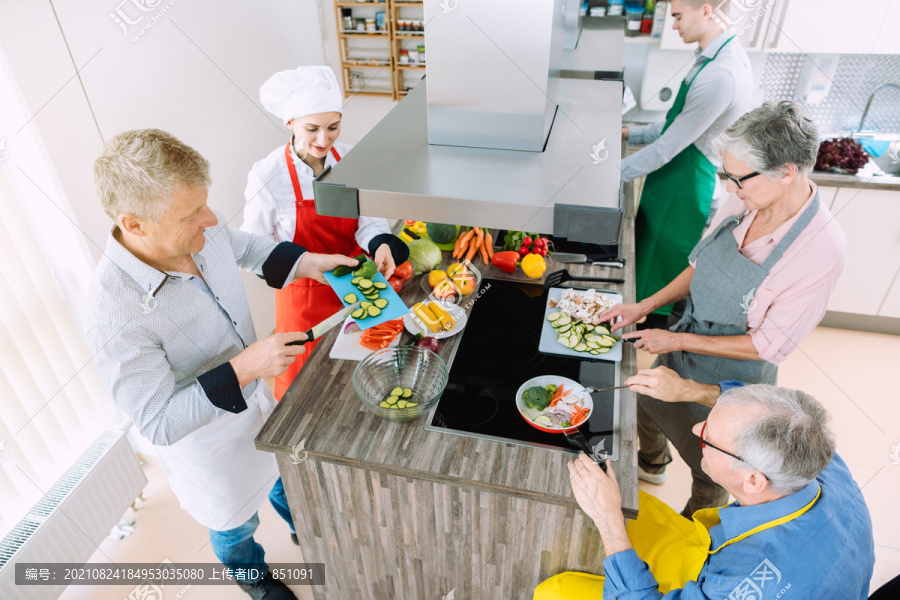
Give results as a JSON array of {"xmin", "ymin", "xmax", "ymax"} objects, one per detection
[{"xmin": 425, "ymin": 278, "xmax": 620, "ymax": 460}]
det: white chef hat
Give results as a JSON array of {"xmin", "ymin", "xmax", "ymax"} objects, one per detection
[{"xmin": 260, "ymin": 66, "xmax": 343, "ymax": 125}]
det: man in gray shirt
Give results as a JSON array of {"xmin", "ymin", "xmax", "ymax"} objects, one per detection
[
  {"xmin": 622, "ymin": 0, "xmax": 753, "ymax": 330},
  {"xmin": 86, "ymin": 129, "xmax": 356, "ymax": 600}
]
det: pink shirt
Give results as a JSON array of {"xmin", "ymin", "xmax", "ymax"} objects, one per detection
[{"xmin": 694, "ymin": 182, "xmax": 846, "ymax": 364}]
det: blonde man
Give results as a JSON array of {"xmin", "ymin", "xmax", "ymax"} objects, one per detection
[{"xmin": 87, "ymin": 129, "xmax": 355, "ymax": 599}]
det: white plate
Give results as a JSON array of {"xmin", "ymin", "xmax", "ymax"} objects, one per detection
[
  {"xmin": 538, "ymin": 287, "xmax": 623, "ymax": 362},
  {"xmin": 402, "ymin": 302, "xmax": 467, "ymax": 339},
  {"xmin": 329, "ymin": 316, "xmax": 401, "ymax": 361},
  {"xmin": 515, "ymin": 375, "xmax": 593, "ymax": 432}
]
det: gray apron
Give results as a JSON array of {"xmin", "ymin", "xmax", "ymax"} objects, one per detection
[{"xmin": 655, "ymin": 189, "xmax": 822, "ymax": 385}]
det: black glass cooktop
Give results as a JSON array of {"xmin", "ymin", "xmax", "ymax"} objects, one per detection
[{"xmin": 425, "ymin": 278, "xmax": 620, "ymax": 460}]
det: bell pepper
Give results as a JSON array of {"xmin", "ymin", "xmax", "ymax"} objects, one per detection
[
  {"xmin": 492, "ymin": 251, "xmax": 519, "ymax": 274},
  {"xmin": 521, "ymin": 253, "xmax": 547, "ymax": 278}
]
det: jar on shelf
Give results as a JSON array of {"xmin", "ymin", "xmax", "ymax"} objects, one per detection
[
  {"xmin": 624, "ymin": 2, "xmax": 644, "ymax": 36},
  {"xmin": 355, "ymin": 18, "xmax": 366, "ymax": 31},
  {"xmin": 408, "ymin": 48, "xmax": 418, "ymax": 66},
  {"xmin": 399, "ymin": 50, "xmax": 410, "ymax": 65},
  {"xmin": 607, "ymin": 0, "xmax": 624, "ymax": 16},
  {"xmin": 365, "ymin": 17, "xmax": 376, "ymax": 32},
  {"xmin": 417, "ymin": 44, "xmax": 425, "ymax": 64},
  {"xmin": 412, "ymin": 19, "xmax": 422, "ymax": 31},
  {"xmin": 341, "ymin": 8, "xmax": 353, "ymax": 31}
]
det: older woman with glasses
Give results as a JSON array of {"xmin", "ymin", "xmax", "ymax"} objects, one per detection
[{"xmin": 597, "ymin": 101, "xmax": 846, "ymax": 515}]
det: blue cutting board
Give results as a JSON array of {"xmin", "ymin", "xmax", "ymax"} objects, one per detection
[
  {"xmin": 538, "ymin": 287, "xmax": 623, "ymax": 362},
  {"xmin": 323, "ymin": 268, "xmax": 408, "ymax": 330}
]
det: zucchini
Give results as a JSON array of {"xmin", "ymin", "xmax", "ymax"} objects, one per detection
[
  {"xmin": 547, "ymin": 312, "xmax": 561, "ymax": 321},
  {"xmin": 390, "ymin": 387, "xmax": 403, "ymax": 397},
  {"xmin": 585, "ymin": 324, "xmax": 595, "ymax": 332},
  {"xmin": 556, "ymin": 315, "xmax": 571, "ymax": 326},
  {"xmin": 367, "ymin": 306, "xmax": 381, "ymax": 317},
  {"xmin": 379, "ymin": 401, "xmax": 391, "ymax": 408},
  {"xmin": 351, "ymin": 277, "xmax": 362, "ymax": 285},
  {"xmin": 586, "ymin": 341, "xmax": 600, "ymax": 349},
  {"xmin": 357, "ymin": 279, "xmax": 373, "ymax": 290},
  {"xmin": 397, "ymin": 400, "xmax": 409, "ymax": 409},
  {"xmin": 351, "ymin": 308, "xmax": 365, "ymax": 319},
  {"xmin": 594, "ymin": 325, "xmax": 611, "ymax": 335},
  {"xmin": 589, "ymin": 349, "xmax": 601, "ymax": 355},
  {"xmin": 360, "ymin": 301, "xmax": 373, "ymax": 309},
  {"xmin": 374, "ymin": 298, "xmax": 388, "ymax": 309},
  {"xmin": 373, "ymin": 281, "xmax": 388, "ymax": 290},
  {"xmin": 599, "ymin": 335, "xmax": 616, "ymax": 347},
  {"xmin": 343, "ymin": 293, "xmax": 358, "ymax": 304},
  {"xmin": 534, "ymin": 415, "xmax": 554, "ymax": 427},
  {"xmin": 596, "ymin": 346, "xmax": 611, "ymax": 353},
  {"xmin": 558, "ymin": 324, "xmax": 571, "ymax": 333},
  {"xmin": 407, "ymin": 402, "xmax": 419, "ymax": 407},
  {"xmin": 401, "ymin": 388, "xmax": 413, "ymax": 398},
  {"xmin": 365, "ymin": 293, "xmax": 380, "ymax": 300},
  {"xmin": 386, "ymin": 395, "xmax": 399, "ymax": 405},
  {"xmin": 558, "ymin": 337, "xmax": 572, "ymax": 348},
  {"xmin": 574, "ymin": 343, "xmax": 588, "ymax": 352}
]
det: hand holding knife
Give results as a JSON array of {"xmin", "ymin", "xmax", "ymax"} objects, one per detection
[{"xmin": 287, "ymin": 302, "xmax": 361, "ymax": 346}]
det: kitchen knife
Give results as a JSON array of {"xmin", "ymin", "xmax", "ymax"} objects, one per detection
[{"xmin": 287, "ymin": 302, "xmax": 361, "ymax": 345}]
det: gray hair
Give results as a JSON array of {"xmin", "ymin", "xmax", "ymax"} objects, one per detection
[
  {"xmin": 716, "ymin": 100, "xmax": 820, "ymax": 178},
  {"xmin": 93, "ymin": 129, "xmax": 211, "ymax": 224},
  {"xmin": 718, "ymin": 384, "xmax": 835, "ymax": 494}
]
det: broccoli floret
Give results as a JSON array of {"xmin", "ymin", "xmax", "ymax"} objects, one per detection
[
  {"xmin": 354, "ymin": 260, "xmax": 377, "ymax": 280},
  {"xmin": 544, "ymin": 384, "xmax": 559, "ymax": 396},
  {"xmin": 523, "ymin": 386, "xmax": 552, "ymax": 410}
]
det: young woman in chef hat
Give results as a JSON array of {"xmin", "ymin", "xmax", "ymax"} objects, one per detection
[{"xmin": 242, "ymin": 65, "xmax": 408, "ymax": 399}]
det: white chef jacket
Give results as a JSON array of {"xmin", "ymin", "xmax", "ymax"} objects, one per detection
[{"xmin": 241, "ymin": 140, "xmax": 390, "ymax": 251}]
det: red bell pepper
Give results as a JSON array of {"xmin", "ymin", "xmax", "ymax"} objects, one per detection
[{"xmin": 492, "ymin": 251, "xmax": 519, "ymax": 274}]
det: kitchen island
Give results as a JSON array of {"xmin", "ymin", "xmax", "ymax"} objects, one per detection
[{"xmin": 256, "ymin": 198, "xmax": 639, "ymax": 599}]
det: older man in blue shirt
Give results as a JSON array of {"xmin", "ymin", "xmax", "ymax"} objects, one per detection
[{"xmin": 535, "ymin": 371, "xmax": 875, "ymax": 599}]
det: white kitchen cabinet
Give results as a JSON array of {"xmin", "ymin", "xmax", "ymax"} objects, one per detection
[
  {"xmin": 878, "ymin": 266, "xmax": 900, "ymax": 318},
  {"xmin": 763, "ymin": 0, "xmax": 893, "ymax": 54},
  {"xmin": 659, "ymin": 0, "xmax": 778, "ymax": 52},
  {"xmin": 827, "ymin": 188, "xmax": 900, "ymax": 316},
  {"xmin": 872, "ymin": 0, "xmax": 900, "ymax": 53}
]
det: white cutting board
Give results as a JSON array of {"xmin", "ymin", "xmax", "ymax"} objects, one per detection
[
  {"xmin": 538, "ymin": 287, "xmax": 623, "ymax": 362},
  {"xmin": 329, "ymin": 316, "xmax": 400, "ymax": 361}
]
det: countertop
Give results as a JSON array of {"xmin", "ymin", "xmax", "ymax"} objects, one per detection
[{"xmin": 256, "ymin": 225, "xmax": 640, "ymax": 518}]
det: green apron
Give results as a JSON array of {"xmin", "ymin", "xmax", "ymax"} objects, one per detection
[{"xmin": 635, "ymin": 36, "xmax": 735, "ymax": 316}]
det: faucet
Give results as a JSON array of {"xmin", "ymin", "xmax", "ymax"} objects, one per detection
[{"xmin": 853, "ymin": 83, "xmax": 900, "ymax": 136}]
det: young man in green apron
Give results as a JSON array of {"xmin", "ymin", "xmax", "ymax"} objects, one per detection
[
  {"xmin": 534, "ymin": 383, "xmax": 875, "ymax": 600},
  {"xmin": 622, "ymin": 0, "xmax": 753, "ymax": 329}
]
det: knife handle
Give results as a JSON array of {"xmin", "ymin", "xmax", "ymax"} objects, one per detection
[{"xmin": 286, "ymin": 330, "xmax": 314, "ymax": 346}]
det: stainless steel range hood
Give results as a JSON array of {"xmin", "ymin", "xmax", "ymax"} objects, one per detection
[{"xmin": 314, "ymin": 1, "xmax": 625, "ymax": 244}]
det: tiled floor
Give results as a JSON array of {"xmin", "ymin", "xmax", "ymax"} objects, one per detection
[{"xmin": 60, "ymin": 326, "xmax": 899, "ymax": 599}]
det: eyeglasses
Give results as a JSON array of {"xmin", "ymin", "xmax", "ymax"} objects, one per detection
[
  {"xmin": 722, "ymin": 166, "xmax": 761, "ymax": 189},
  {"xmin": 698, "ymin": 421, "xmax": 770, "ymax": 481}
]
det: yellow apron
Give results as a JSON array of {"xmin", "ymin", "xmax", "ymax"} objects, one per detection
[{"xmin": 534, "ymin": 487, "xmax": 820, "ymax": 599}]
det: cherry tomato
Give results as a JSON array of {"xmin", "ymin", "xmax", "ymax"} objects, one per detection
[
  {"xmin": 388, "ymin": 276, "xmax": 403, "ymax": 292},
  {"xmin": 519, "ymin": 246, "xmax": 530, "ymax": 256},
  {"xmin": 538, "ymin": 247, "xmax": 547, "ymax": 256},
  {"xmin": 523, "ymin": 236, "xmax": 533, "ymax": 246},
  {"xmin": 394, "ymin": 261, "xmax": 414, "ymax": 280}
]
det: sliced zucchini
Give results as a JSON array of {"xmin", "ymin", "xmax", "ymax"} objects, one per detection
[
  {"xmin": 586, "ymin": 341, "xmax": 601, "ymax": 349},
  {"xmin": 351, "ymin": 277, "xmax": 362, "ymax": 285},
  {"xmin": 594, "ymin": 325, "xmax": 611, "ymax": 335},
  {"xmin": 596, "ymin": 346, "xmax": 611, "ymax": 353},
  {"xmin": 343, "ymin": 293, "xmax": 358, "ymax": 304},
  {"xmin": 386, "ymin": 395, "xmax": 399, "ymax": 405},
  {"xmin": 556, "ymin": 315, "xmax": 571, "ymax": 326},
  {"xmin": 401, "ymin": 388, "xmax": 413, "ymax": 398},
  {"xmin": 373, "ymin": 281, "xmax": 388, "ymax": 290},
  {"xmin": 365, "ymin": 293, "xmax": 380, "ymax": 300},
  {"xmin": 574, "ymin": 343, "xmax": 588, "ymax": 352},
  {"xmin": 558, "ymin": 324, "xmax": 571, "ymax": 333},
  {"xmin": 534, "ymin": 415, "xmax": 554, "ymax": 427},
  {"xmin": 397, "ymin": 400, "xmax": 409, "ymax": 409},
  {"xmin": 390, "ymin": 386, "xmax": 403, "ymax": 397},
  {"xmin": 585, "ymin": 334, "xmax": 602, "ymax": 342},
  {"xmin": 599, "ymin": 335, "xmax": 616, "ymax": 347},
  {"xmin": 351, "ymin": 308, "xmax": 365, "ymax": 319},
  {"xmin": 589, "ymin": 349, "xmax": 601, "ymax": 355},
  {"xmin": 360, "ymin": 301, "xmax": 373, "ymax": 309},
  {"xmin": 367, "ymin": 306, "xmax": 381, "ymax": 317},
  {"xmin": 374, "ymin": 298, "xmax": 388, "ymax": 309},
  {"xmin": 357, "ymin": 279, "xmax": 373, "ymax": 290},
  {"xmin": 379, "ymin": 401, "xmax": 391, "ymax": 408},
  {"xmin": 547, "ymin": 311, "xmax": 561, "ymax": 321},
  {"xmin": 558, "ymin": 337, "xmax": 572, "ymax": 348},
  {"xmin": 585, "ymin": 324, "xmax": 595, "ymax": 332},
  {"xmin": 407, "ymin": 402, "xmax": 419, "ymax": 407}
]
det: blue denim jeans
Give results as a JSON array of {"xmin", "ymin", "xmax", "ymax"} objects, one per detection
[{"xmin": 208, "ymin": 477, "xmax": 294, "ymax": 583}]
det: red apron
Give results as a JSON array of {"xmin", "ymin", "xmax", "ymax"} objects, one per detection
[{"xmin": 274, "ymin": 143, "xmax": 364, "ymax": 399}]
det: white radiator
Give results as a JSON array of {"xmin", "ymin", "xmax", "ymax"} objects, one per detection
[{"xmin": 0, "ymin": 430, "xmax": 147, "ymax": 600}]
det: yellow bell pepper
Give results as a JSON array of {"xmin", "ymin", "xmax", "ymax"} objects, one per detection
[
  {"xmin": 413, "ymin": 302, "xmax": 443, "ymax": 333},
  {"xmin": 521, "ymin": 253, "xmax": 547, "ymax": 278}
]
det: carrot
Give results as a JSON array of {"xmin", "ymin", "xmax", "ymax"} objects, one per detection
[
  {"xmin": 549, "ymin": 384, "xmax": 565, "ymax": 407},
  {"xmin": 570, "ymin": 409, "xmax": 586, "ymax": 426},
  {"xmin": 484, "ymin": 231, "xmax": 494, "ymax": 260},
  {"xmin": 455, "ymin": 229, "xmax": 475, "ymax": 258},
  {"xmin": 465, "ymin": 227, "xmax": 482, "ymax": 262},
  {"xmin": 477, "ymin": 228, "xmax": 489, "ymax": 264},
  {"xmin": 452, "ymin": 229, "xmax": 467, "ymax": 257}
]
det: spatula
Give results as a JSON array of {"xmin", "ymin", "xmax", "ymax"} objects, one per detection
[
  {"xmin": 543, "ymin": 269, "xmax": 624, "ymax": 291},
  {"xmin": 563, "ymin": 428, "xmax": 608, "ymax": 471}
]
